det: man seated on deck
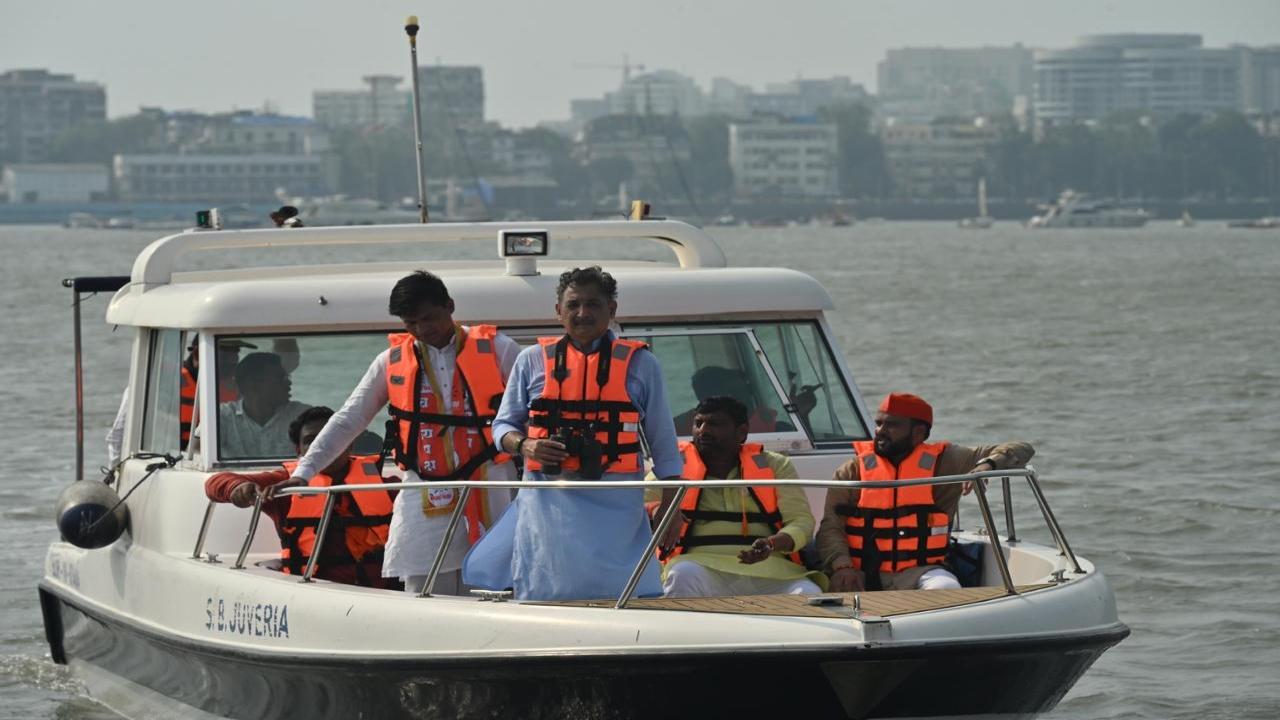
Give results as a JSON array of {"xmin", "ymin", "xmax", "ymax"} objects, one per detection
[
  {"xmin": 816, "ymin": 392, "xmax": 1034, "ymax": 592},
  {"xmin": 204, "ymin": 406, "xmax": 399, "ymax": 588},
  {"xmin": 217, "ymin": 352, "xmax": 311, "ymax": 459},
  {"xmin": 649, "ymin": 395, "xmax": 826, "ymax": 597}
]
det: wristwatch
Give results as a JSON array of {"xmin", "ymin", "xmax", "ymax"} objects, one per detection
[{"xmin": 515, "ymin": 437, "xmax": 528, "ymax": 455}]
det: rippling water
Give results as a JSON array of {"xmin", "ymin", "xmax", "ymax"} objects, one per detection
[{"xmin": 2, "ymin": 221, "xmax": 1277, "ymax": 719}]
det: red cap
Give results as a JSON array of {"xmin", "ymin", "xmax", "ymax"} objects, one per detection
[{"xmin": 879, "ymin": 392, "xmax": 933, "ymax": 426}]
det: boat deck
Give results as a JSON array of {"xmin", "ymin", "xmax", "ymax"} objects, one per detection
[{"xmin": 536, "ymin": 585, "xmax": 1052, "ymax": 619}]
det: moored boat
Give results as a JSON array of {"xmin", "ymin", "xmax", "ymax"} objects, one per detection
[{"xmin": 1029, "ymin": 190, "xmax": 1148, "ymax": 228}]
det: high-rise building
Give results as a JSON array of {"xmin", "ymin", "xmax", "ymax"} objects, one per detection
[
  {"xmin": 0, "ymin": 69, "xmax": 106, "ymax": 164},
  {"xmin": 417, "ymin": 66, "xmax": 485, "ymax": 132},
  {"xmin": 877, "ymin": 47, "xmax": 1034, "ymax": 122},
  {"xmin": 729, "ymin": 117, "xmax": 838, "ymax": 198},
  {"xmin": 313, "ymin": 75, "xmax": 411, "ymax": 129},
  {"xmin": 1236, "ymin": 45, "xmax": 1280, "ymax": 116},
  {"xmin": 1034, "ymin": 35, "xmax": 1238, "ymax": 127}
]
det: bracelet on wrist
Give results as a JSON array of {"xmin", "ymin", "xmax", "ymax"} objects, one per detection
[{"xmin": 515, "ymin": 437, "xmax": 528, "ymax": 455}]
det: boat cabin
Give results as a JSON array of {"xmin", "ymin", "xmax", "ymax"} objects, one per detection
[{"xmin": 106, "ymin": 219, "xmax": 870, "ymax": 556}]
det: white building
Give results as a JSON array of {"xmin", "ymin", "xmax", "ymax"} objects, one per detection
[
  {"xmin": 1, "ymin": 163, "xmax": 108, "ymax": 202},
  {"xmin": 1035, "ymin": 35, "xmax": 1238, "ymax": 127},
  {"xmin": 113, "ymin": 154, "xmax": 328, "ymax": 203},
  {"xmin": 881, "ymin": 117, "xmax": 997, "ymax": 199},
  {"xmin": 313, "ymin": 75, "xmax": 411, "ymax": 129},
  {"xmin": 729, "ymin": 118, "xmax": 837, "ymax": 198}
]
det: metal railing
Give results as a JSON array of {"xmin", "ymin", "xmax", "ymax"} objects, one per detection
[{"xmin": 191, "ymin": 464, "xmax": 1084, "ymax": 607}]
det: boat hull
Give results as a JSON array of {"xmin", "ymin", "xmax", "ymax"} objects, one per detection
[{"xmin": 43, "ymin": 583, "xmax": 1127, "ymax": 720}]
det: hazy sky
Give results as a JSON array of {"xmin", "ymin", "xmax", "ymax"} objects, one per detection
[{"xmin": 4, "ymin": 1, "xmax": 1278, "ymax": 128}]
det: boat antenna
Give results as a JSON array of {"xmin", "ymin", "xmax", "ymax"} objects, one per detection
[{"xmin": 405, "ymin": 15, "xmax": 430, "ymax": 223}]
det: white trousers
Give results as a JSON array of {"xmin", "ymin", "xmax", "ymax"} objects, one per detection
[
  {"xmin": 663, "ymin": 561, "xmax": 821, "ymax": 598},
  {"xmin": 917, "ymin": 567, "xmax": 962, "ymax": 590}
]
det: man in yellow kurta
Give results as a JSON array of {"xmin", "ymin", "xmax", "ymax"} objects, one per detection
[{"xmin": 646, "ymin": 396, "xmax": 826, "ymax": 597}]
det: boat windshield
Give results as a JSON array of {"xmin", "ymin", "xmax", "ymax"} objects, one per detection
[
  {"xmin": 212, "ymin": 321, "xmax": 866, "ymax": 463},
  {"xmin": 622, "ymin": 322, "xmax": 866, "ymax": 448}
]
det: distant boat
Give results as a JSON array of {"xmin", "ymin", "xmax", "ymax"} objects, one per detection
[
  {"xmin": 1176, "ymin": 210, "xmax": 1196, "ymax": 228},
  {"xmin": 958, "ymin": 177, "xmax": 994, "ymax": 229},
  {"xmin": 277, "ymin": 189, "xmax": 421, "ymax": 226},
  {"xmin": 63, "ymin": 212, "xmax": 102, "ymax": 229},
  {"xmin": 1227, "ymin": 217, "xmax": 1280, "ymax": 229},
  {"xmin": 1028, "ymin": 190, "xmax": 1148, "ymax": 228}
]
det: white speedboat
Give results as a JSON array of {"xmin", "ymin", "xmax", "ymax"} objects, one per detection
[
  {"xmin": 42, "ymin": 218, "xmax": 1127, "ymax": 719},
  {"xmin": 1028, "ymin": 190, "xmax": 1148, "ymax": 228}
]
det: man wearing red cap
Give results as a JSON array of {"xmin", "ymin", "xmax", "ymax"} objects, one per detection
[{"xmin": 816, "ymin": 392, "xmax": 1034, "ymax": 592}]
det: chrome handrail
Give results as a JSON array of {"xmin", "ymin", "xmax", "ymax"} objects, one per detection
[
  {"xmin": 616, "ymin": 487, "xmax": 687, "ymax": 609},
  {"xmin": 198, "ymin": 466, "xmax": 1082, "ymax": 604},
  {"xmin": 418, "ymin": 487, "xmax": 472, "ymax": 598},
  {"xmin": 192, "ymin": 501, "xmax": 217, "ymax": 559},
  {"xmin": 232, "ymin": 493, "xmax": 265, "ymax": 570}
]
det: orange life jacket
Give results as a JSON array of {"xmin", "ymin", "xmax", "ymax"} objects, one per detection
[
  {"xmin": 662, "ymin": 441, "xmax": 802, "ymax": 564},
  {"xmin": 526, "ymin": 335, "xmax": 645, "ymax": 475},
  {"xmin": 384, "ymin": 326, "xmax": 509, "ymax": 541},
  {"xmin": 179, "ymin": 365, "xmax": 196, "ymax": 449},
  {"xmin": 844, "ymin": 440, "xmax": 952, "ymax": 579},
  {"xmin": 279, "ymin": 455, "xmax": 394, "ymax": 583}
]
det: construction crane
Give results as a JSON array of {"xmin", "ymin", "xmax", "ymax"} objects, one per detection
[{"xmin": 572, "ymin": 54, "xmax": 646, "ymax": 85}]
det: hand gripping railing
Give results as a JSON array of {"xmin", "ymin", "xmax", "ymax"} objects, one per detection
[{"xmin": 193, "ymin": 464, "xmax": 1084, "ymax": 604}]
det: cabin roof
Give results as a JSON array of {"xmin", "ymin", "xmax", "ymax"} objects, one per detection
[{"xmin": 104, "ymin": 220, "xmax": 833, "ymax": 330}]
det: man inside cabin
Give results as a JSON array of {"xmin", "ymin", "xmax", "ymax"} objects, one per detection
[
  {"xmin": 672, "ymin": 366, "xmax": 806, "ymax": 435},
  {"xmin": 464, "ymin": 265, "xmax": 683, "ymax": 601},
  {"xmin": 649, "ymin": 395, "xmax": 825, "ymax": 597},
  {"xmin": 816, "ymin": 392, "xmax": 1034, "ymax": 592},
  {"xmin": 217, "ymin": 352, "xmax": 312, "ymax": 459},
  {"xmin": 204, "ymin": 406, "xmax": 398, "ymax": 588},
  {"xmin": 282, "ymin": 270, "xmax": 520, "ymax": 595}
]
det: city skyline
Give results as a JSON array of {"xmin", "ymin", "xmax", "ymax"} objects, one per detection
[{"xmin": 3, "ymin": 0, "xmax": 1278, "ymax": 128}]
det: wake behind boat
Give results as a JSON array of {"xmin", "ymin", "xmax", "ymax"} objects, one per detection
[{"xmin": 41, "ymin": 215, "xmax": 1126, "ymax": 719}]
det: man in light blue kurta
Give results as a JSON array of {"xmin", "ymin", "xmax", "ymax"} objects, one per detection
[{"xmin": 463, "ymin": 267, "xmax": 682, "ymax": 601}]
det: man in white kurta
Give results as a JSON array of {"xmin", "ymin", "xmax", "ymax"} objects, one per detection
[{"xmin": 288, "ymin": 272, "xmax": 520, "ymax": 594}]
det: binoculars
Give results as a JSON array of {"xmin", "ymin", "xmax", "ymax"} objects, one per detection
[{"xmin": 541, "ymin": 430, "xmax": 603, "ymax": 480}]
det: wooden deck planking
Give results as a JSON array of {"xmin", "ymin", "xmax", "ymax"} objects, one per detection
[{"xmin": 533, "ymin": 585, "xmax": 1052, "ymax": 619}]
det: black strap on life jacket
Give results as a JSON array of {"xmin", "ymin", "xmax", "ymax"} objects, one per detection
[
  {"xmin": 839, "ymin": 502, "xmax": 950, "ymax": 575},
  {"xmin": 536, "ymin": 335, "xmax": 643, "ymax": 468},
  {"xmin": 678, "ymin": 533, "xmax": 772, "ymax": 549},
  {"xmin": 384, "ymin": 341, "xmax": 501, "ymax": 476},
  {"xmin": 681, "ymin": 509, "xmax": 783, "ymax": 525},
  {"xmin": 675, "ymin": 487, "xmax": 781, "ymax": 555}
]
